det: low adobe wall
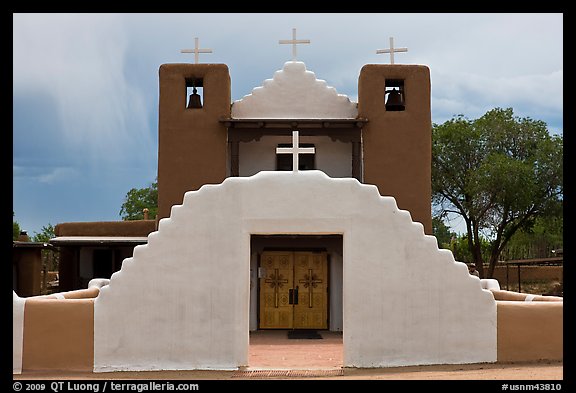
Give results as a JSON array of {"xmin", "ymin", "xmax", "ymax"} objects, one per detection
[
  {"xmin": 35, "ymin": 286, "xmax": 100, "ymax": 300},
  {"xmin": 492, "ymin": 265, "xmax": 563, "ymax": 285},
  {"xmin": 491, "ymin": 289, "xmax": 563, "ymax": 302},
  {"xmin": 22, "ymin": 298, "xmax": 95, "ymax": 372},
  {"xmin": 14, "ymin": 284, "xmax": 105, "ymax": 373},
  {"xmin": 493, "ymin": 289, "xmax": 562, "ymax": 362},
  {"xmin": 14, "ymin": 286, "xmax": 563, "ymax": 372}
]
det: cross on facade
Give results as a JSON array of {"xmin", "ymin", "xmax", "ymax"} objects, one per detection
[
  {"xmin": 180, "ymin": 37, "xmax": 213, "ymax": 64},
  {"xmin": 276, "ymin": 131, "xmax": 315, "ymax": 172},
  {"xmin": 279, "ymin": 28, "xmax": 310, "ymax": 61},
  {"xmin": 265, "ymin": 269, "xmax": 288, "ymax": 308},
  {"xmin": 299, "ymin": 269, "xmax": 323, "ymax": 308},
  {"xmin": 376, "ymin": 37, "xmax": 408, "ymax": 64}
]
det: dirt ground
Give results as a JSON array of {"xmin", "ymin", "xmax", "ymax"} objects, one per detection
[
  {"xmin": 14, "ymin": 362, "xmax": 563, "ymax": 381},
  {"xmin": 14, "ymin": 331, "xmax": 563, "ymax": 381}
]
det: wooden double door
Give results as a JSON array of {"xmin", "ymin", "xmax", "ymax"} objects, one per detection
[{"xmin": 259, "ymin": 251, "xmax": 328, "ymax": 329}]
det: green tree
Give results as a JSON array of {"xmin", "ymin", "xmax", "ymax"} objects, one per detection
[
  {"xmin": 449, "ymin": 233, "xmax": 492, "ymax": 265},
  {"xmin": 500, "ymin": 213, "xmax": 563, "ymax": 260},
  {"xmin": 432, "ymin": 216, "xmax": 455, "ymax": 248},
  {"xmin": 32, "ymin": 224, "xmax": 59, "ymax": 273},
  {"xmin": 120, "ymin": 180, "xmax": 158, "ymax": 220},
  {"xmin": 32, "ymin": 223, "xmax": 56, "ymax": 242},
  {"xmin": 432, "ymin": 108, "xmax": 563, "ymax": 278}
]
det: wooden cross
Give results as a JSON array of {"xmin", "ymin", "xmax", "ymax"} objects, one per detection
[
  {"xmin": 265, "ymin": 269, "xmax": 288, "ymax": 308},
  {"xmin": 279, "ymin": 28, "xmax": 310, "ymax": 61},
  {"xmin": 376, "ymin": 37, "xmax": 408, "ymax": 64},
  {"xmin": 180, "ymin": 37, "xmax": 213, "ymax": 64},
  {"xmin": 299, "ymin": 269, "xmax": 323, "ymax": 308},
  {"xmin": 276, "ymin": 131, "xmax": 315, "ymax": 172}
]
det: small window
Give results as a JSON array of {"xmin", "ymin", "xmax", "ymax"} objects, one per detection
[
  {"xmin": 276, "ymin": 143, "xmax": 315, "ymax": 171},
  {"xmin": 185, "ymin": 77, "xmax": 204, "ymax": 109},
  {"xmin": 385, "ymin": 79, "xmax": 405, "ymax": 111}
]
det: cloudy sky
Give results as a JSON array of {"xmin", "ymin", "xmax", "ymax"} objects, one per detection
[{"xmin": 12, "ymin": 13, "xmax": 563, "ymax": 237}]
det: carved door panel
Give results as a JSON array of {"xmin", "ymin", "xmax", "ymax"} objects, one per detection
[
  {"xmin": 293, "ymin": 252, "xmax": 328, "ymax": 329},
  {"xmin": 259, "ymin": 251, "xmax": 294, "ymax": 329},
  {"xmin": 259, "ymin": 251, "xmax": 328, "ymax": 329}
]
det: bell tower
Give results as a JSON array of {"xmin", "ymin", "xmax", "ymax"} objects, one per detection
[
  {"xmin": 157, "ymin": 62, "xmax": 231, "ymax": 220},
  {"xmin": 358, "ymin": 63, "xmax": 432, "ymax": 234}
]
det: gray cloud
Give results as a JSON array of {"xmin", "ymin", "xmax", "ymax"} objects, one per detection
[{"xmin": 13, "ymin": 14, "xmax": 155, "ymax": 167}]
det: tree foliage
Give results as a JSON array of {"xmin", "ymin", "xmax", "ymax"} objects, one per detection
[
  {"xmin": 432, "ymin": 216, "xmax": 455, "ymax": 248},
  {"xmin": 432, "ymin": 108, "xmax": 563, "ymax": 278},
  {"xmin": 449, "ymin": 234, "xmax": 492, "ymax": 264},
  {"xmin": 32, "ymin": 224, "xmax": 56, "ymax": 242},
  {"xmin": 33, "ymin": 224, "xmax": 59, "ymax": 272},
  {"xmin": 500, "ymin": 214, "xmax": 563, "ymax": 260},
  {"xmin": 120, "ymin": 180, "xmax": 158, "ymax": 220}
]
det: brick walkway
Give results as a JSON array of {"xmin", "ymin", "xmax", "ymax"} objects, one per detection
[{"xmin": 248, "ymin": 330, "xmax": 343, "ymax": 369}]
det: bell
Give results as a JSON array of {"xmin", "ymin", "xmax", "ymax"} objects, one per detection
[
  {"xmin": 187, "ymin": 86, "xmax": 202, "ymax": 109},
  {"xmin": 385, "ymin": 88, "xmax": 404, "ymax": 111}
]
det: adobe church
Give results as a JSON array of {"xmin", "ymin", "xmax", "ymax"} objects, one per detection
[
  {"xmin": 153, "ymin": 35, "xmax": 436, "ymax": 335},
  {"xmin": 53, "ymin": 34, "xmax": 432, "ymax": 293},
  {"xmin": 35, "ymin": 33, "xmax": 500, "ymax": 371}
]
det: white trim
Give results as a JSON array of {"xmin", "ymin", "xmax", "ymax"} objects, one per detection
[
  {"xmin": 525, "ymin": 294, "xmax": 536, "ymax": 302},
  {"xmin": 13, "ymin": 292, "xmax": 26, "ymax": 374}
]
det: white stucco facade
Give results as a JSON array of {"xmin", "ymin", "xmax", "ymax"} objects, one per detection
[
  {"xmin": 231, "ymin": 61, "xmax": 357, "ymax": 119},
  {"xmin": 239, "ymin": 135, "xmax": 352, "ymax": 177},
  {"xmin": 94, "ymin": 171, "xmax": 497, "ymax": 371},
  {"xmin": 13, "ymin": 291, "xmax": 25, "ymax": 374}
]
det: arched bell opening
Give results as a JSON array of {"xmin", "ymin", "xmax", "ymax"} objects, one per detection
[{"xmin": 385, "ymin": 79, "xmax": 405, "ymax": 111}]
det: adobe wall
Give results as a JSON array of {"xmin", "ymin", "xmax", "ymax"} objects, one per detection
[
  {"xmin": 53, "ymin": 221, "xmax": 156, "ymax": 292},
  {"xmin": 496, "ymin": 301, "xmax": 563, "ymax": 362},
  {"xmin": 39, "ymin": 286, "xmax": 101, "ymax": 300},
  {"xmin": 492, "ymin": 265, "xmax": 563, "ymax": 284},
  {"xmin": 13, "ymin": 247, "xmax": 43, "ymax": 297},
  {"xmin": 13, "ymin": 284, "xmax": 104, "ymax": 373},
  {"xmin": 13, "ymin": 293, "xmax": 25, "ymax": 374},
  {"xmin": 491, "ymin": 289, "xmax": 563, "ymax": 302},
  {"xmin": 157, "ymin": 64, "xmax": 230, "ymax": 220},
  {"xmin": 94, "ymin": 171, "xmax": 496, "ymax": 371},
  {"xmin": 22, "ymin": 298, "xmax": 95, "ymax": 372},
  {"xmin": 55, "ymin": 220, "xmax": 156, "ymax": 237},
  {"xmin": 358, "ymin": 65, "xmax": 432, "ymax": 234},
  {"xmin": 12, "ymin": 245, "xmax": 564, "ymax": 372}
]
